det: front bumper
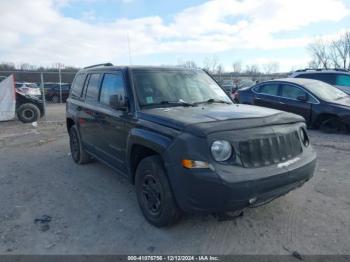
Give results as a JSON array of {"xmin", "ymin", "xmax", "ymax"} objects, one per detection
[{"xmin": 166, "ymin": 152, "xmax": 316, "ymax": 213}]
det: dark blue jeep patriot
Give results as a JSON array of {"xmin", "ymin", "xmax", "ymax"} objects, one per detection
[{"xmin": 66, "ymin": 64, "xmax": 317, "ymax": 227}]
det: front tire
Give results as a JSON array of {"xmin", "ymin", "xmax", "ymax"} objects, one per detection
[
  {"xmin": 17, "ymin": 103, "xmax": 41, "ymax": 123},
  {"xmin": 135, "ymin": 155, "xmax": 181, "ymax": 227},
  {"xmin": 69, "ymin": 125, "xmax": 92, "ymax": 164},
  {"xmin": 320, "ymin": 117, "xmax": 348, "ymax": 133}
]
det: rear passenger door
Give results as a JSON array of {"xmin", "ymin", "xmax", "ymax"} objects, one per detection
[
  {"xmin": 95, "ymin": 72, "xmax": 129, "ymax": 174},
  {"xmin": 252, "ymin": 83, "xmax": 282, "ymax": 110},
  {"xmin": 79, "ymin": 73, "xmax": 102, "ymax": 153},
  {"xmin": 278, "ymin": 84, "xmax": 313, "ymax": 123}
]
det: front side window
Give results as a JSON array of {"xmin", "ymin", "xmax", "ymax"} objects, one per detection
[
  {"xmin": 336, "ymin": 74, "xmax": 350, "ymax": 87},
  {"xmin": 100, "ymin": 73, "xmax": 126, "ymax": 107},
  {"xmin": 132, "ymin": 70, "xmax": 231, "ymax": 107},
  {"xmin": 255, "ymin": 84, "xmax": 279, "ymax": 96},
  {"xmin": 280, "ymin": 84, "xmax": 307, "ymax": 100},
  {"xmin": 85, "ymin": 73, "xmax": 101, "ymax": 101}
]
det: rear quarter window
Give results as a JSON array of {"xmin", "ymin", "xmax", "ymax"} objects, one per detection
[
  {"xmin": 85, "ymin": 73, "xmax": 101, "ymax": 102},
  {"xmin": 336, "ymin": 74, "xmax": 350, "ymax": 87},
  {"xmin": 70, "ymin": 74, "xmax": 86, "ymax": 98}
]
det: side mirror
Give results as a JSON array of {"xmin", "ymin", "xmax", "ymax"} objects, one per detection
[
  {"xmin": 297, "ymin": 94, "xmax": 308, "ymax": 102},
  {"xmin": 109, "ymin": 95, "xmax": 128, "ymax": 111}
]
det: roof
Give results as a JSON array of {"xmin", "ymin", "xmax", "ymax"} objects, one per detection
[
  {"xmin": 259, "ymin": 78, "xmax": 326, "ymax": 86},
  {"xmin": 79, "ymin": 63, "xmax": 202, "ymax": 72},
  {"xmin": 291, "ymin": 68, "xmax": 350, "ymax": 75}
]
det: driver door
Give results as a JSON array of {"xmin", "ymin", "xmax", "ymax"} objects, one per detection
[{"xmin": 278, "ymin": 84, "xmax": 312, "ymax": 123}]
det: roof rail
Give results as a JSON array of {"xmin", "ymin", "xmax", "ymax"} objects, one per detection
[
  {"xmin": 83, "ymin": 63, "xmax": 113, "ymax": 69},
  {"xmin": 333, "ymin": 68, "xmax": 350, "ymax": 72},
  {"xmin": 295, "ymin": 68, "xmax": 350, "ymax": 73}
]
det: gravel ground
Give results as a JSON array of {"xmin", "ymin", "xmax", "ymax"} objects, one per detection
[{"xmin": 0, "ymin": 104, "xmax": 349, "ymax": 255}]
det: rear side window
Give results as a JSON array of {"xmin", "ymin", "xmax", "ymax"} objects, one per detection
[
  {"xmin": 99, "ymin": 73, "xmax": 126, "ymax": 107},
  {"xmin": 85, "ymin": 73, "xmax": 101, "ymax": 102},
  {"xmin": 71, "ymin": 74, "xmax": 86, "ymax": 98},
  {"xmin": 297, "ymin": 73, "xmax": 336, "ymax": 85},
  {"xmin": 336, "ymin": 74, "xmax": 350, "ymax": 87},
  {"xmin": 255, "ymin": 84, "xmax": 279, "ymax": 96}
]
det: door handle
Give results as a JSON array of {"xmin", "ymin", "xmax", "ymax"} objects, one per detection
[{"xmin": 279, "ymin": 101, "xmax": 285, "ymax": 104}]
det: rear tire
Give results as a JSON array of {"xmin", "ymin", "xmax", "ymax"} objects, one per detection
[
  {"xmin": 17, "ymin": 103, "xmax": 41, "ymax": 123},
  {"xmin": 135, "ymin": 155, "xmax": 181, "ymax": 227},
  {"xmin": 69, "ymin": 125, "xmax": 92, "ymax": 164}
]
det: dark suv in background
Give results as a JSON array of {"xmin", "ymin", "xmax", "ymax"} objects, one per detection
[
  {"xmin": 290, "ymin": 69, "xmax": 350, "ymax": 95},
  {"xmin": 66, "ymin": 64, "xmax": 316, "ymax": 227},
  {"xmin": 44, "ymin": 83, "xmax": 71, "ymax": 102}
]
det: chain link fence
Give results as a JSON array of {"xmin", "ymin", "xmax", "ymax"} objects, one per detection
[
  {"xmin": 0, "ymin": 69, "xmax": 289, "ymax": 123},
  {"xmin": 0, "ymin": 70, "xmax": 77, "ymax": 122}
]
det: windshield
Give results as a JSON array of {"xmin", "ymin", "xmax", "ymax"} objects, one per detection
[
  {"xmin": 132, "ymin": 69, "xmax": 232, "ymax": 107},
  {"xmin": 304, "ymin": 81, "xmax": 348, "ymax": 101}
]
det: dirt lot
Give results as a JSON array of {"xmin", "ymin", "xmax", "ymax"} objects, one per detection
[{"xmin": 0, "ymin": 104, "xmax": 349, "ymax": 255}]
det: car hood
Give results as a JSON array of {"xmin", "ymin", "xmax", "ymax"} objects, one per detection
[
  {"xmin": 139, "ymin": 104, "xmax": 304, "ymax": 137},
  {"xmin": 329, "ymin": 96, "xmax": 350, "ymax": 107}
]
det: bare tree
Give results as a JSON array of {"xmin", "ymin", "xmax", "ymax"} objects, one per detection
[
  {"xmin": 216, "ymin": 64, "xmax": 225, "ymax": 75},
  {"xmin": 0, "ymin": 62, "xmax": 15, "ymax": 70},
  {"xmin": 203, "ymin": 56, "xmax": 219, "ymax": 74},
  {"xmin": 329, "ymin": 32, "xmax": 350, "ymax": 69},
  {"xmin": 20, "ymin": 63, "xmax": 37, "ymax": 71},
  {"xmin": 232, "ymin": 61, "xmax": 242, "ymax": 73},
  {"xmin": 308, "ymin": 39, "xmax": 332, "ymax": 69},
  {"xmin": 245, "ymin": 64, "xmax": 260, "ymax": 74},
  {"xmin": 262, "ymin": 62, "xmax": 279, "ymax": 74},
  {"xmin": 308, "ymin": 32, "xmax": 350, "ymax": 70},
  {"xmin": 307, "ymin": 59, "xmax": 321, "ymax": 69},
  {"xmin": 179, "ymin": 60, "xmax": 198, "ymax": 69}
]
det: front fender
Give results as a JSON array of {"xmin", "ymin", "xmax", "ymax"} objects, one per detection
[{"xmin": 126, "ymin": 128, "xmax": 174, "ymax": 180}]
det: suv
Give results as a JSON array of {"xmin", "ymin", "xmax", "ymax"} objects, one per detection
[
  {"xmin": 290, "ymin": 69, "xmax": 350, "ymax": 95},
  {"xmin": 66, "ymin": 64, "xmax": 317, "ymax": 227}
]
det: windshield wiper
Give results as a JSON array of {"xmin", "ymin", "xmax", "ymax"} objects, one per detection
[
  {"xmin": 335, "ymin": 96, "xmax": 347, "ymax": 100},
  {"xmin": 194, "ymin": 98, "xmax": 231, "ymax": 105},
  {"xmin": 158, "ymin": 100, "xmax": 195, "ymax": 107}
]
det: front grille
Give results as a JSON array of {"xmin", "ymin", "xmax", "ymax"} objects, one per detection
[{"xmin": 239, "ymin": 131, "xmax": 302, "ymax": 168}]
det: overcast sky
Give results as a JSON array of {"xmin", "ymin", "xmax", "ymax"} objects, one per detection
[{"xmin": 1, "ymin": 0, "xmax": 350, "ymax": 71}]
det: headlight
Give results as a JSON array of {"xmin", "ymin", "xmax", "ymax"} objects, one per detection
[
  {"xmin": 211, "ymin": 140, "xmax": 232, "ymax": 162},
  {"xmin": 300, "ymin": 127, "xmax": 309, "ymax": 147}
]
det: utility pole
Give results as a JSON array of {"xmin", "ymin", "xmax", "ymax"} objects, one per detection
[
  {"xmin": 40, "ymin": 73, "xmax": 47, "ymax": 121},
  {"xmin": 58, "ymin": 63, "xmax": 63, "ymax": 104}
]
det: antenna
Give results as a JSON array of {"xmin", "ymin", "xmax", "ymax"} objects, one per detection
[{"xmin": 127, "ymin": 33, "xmax": 132, "ymax": 65}]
